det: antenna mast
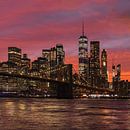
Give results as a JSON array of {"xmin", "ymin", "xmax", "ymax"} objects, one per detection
[{"xmin": 82, "ymin": 19, "xmax": 84, "ymax": 36}]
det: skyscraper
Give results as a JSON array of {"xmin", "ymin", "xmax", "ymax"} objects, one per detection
[
  {"xmin": 101, "ymin": 49, "xmax": 108, "ymax": 81},
  {"xmin": 78, "ymin": 22, "xmax": 89, "ymax": 78},
  {"xmin": 50, "ymin": 47, "xmax": 57, "ymax": 67},
  {"xmin": 112, "ymin": 64, "xmax": 116, "ymax": 82},
  {"xmin": 50, "ymin": 44, "xmax": 65, "ymax": 80},
  {"xmin": 42, "ymin": 49, "xmax": 51, "ymax": 62},
  {"xmin": 8, "ymin": 47, "xmax": 21, "ymax": 67},
  {"xmin": 42, "ymin": 49, "xmax": 51, "ymax": 69},
  {"xmin": 42, "ymin": 44, "xmax": 65, "ymax": 68},
  {"xmin": 112, "ymin": 64, "xmax": 121, "ymax": 92},
  {"xmin": 90, "ymin": 41, "xmax": 100, "ymax": 86},
  {"xmin": 56, "ymin": 44, "xmax": 65, "ymax": 65},
  {"xmin": 116, "ymin": 64, "xmax": 121, "ymax": 81},
  {"xmin": 21, "ymin": 54, "xmax": 30, "ymax": 69},
  {"xmin": 21, "ymin": 54, "xmax": 31, "ymax": 74}
]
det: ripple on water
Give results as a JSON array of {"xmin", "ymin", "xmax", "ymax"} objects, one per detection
[{"xmin": 0, "ymin": 98, "xmax": 130, "ymax": 130}]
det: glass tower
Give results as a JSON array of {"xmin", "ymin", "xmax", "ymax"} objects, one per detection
[
  {"xmin": 78, "ymin": 22, "xmax": 89, "ymax": 78},
  {"xmin": 101, "ymin": 49, "xmax": 108, "ymax": 81}
]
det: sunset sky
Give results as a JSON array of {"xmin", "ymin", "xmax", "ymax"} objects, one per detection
[{"xmin": 0, "ymin": 0, "xmax": 130, "ymax": 81}]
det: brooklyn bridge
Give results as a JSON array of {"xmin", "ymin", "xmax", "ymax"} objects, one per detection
[{"xmin": 0, "ymin": 64, "xmax": 114, "ymax": 99}]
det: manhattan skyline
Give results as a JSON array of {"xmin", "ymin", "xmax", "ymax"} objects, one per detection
[{"xmin": 0, "ymin": 0, "xmax": 130, "ymax": 81}]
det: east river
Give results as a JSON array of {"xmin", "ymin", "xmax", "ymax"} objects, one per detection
[{"xmin": 0, "ymin": 98, "xmax": 130, "ymax": 130}]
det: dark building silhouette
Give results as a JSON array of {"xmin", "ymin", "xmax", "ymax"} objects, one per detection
[
  {"xmin": 112, "ymin": 64, "xmax": 121, "ymax": 82},
  {"xmin": 90, "ymin": 41, "xmax": 100, "ymax": 86},
  {"xmin": 101, "ymin": 49, "xmax": 108, "ymax": 81},
  {"xmin": 112, "ymin": 64, "xmax": 116, "ymax": 82},
  {"xmin": 32, "ymin": 57, "xmax": 47, "ymax": 71},
  {"xmin": 116, "ymin": 64, "xmax": 121, "ymax": 81}
]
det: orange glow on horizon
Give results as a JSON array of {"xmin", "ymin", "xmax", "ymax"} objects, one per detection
[{"xmin": 65, "ymin": 56, "xmax": 130, "ymax": 82}]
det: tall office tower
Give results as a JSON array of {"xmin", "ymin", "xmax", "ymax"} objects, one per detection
[
  {"xmin": 42, "ymin": 49, "xmax": 51, "ymax": 67},
  {"xmin": 21, "ymin": 54, "xmax": 31, "ymax": 69},
  {"xmin": 50, "ymin": 47, "xmax": 57, "ymax": 67},
  {"xmin": 50, "ymin": 44, "xmax": 65, "ymax": 80},
  {"xmin": 112, "ymin": 64, "xmax": 116, "ymax": 82},
  {"xmin": 8, "ymin": 47, "xmax": 21, "ymax": 67},
  {"xmin": 78, "ymin": 22, "xmax": 89, "ymax": 78},
  {"xmin": 101, "ymin": 49, "xmax": 108, "ymax": 81},
  {"xmin": 42, "ymin": 44, "xmax": 65, "ymax": 68},
  {"xmin": 90, "ymin": 41, "xmax": 100, "ymax": 86},
  {"xmin": 116, "ymin": 64, "xmax": 121, "ymax": 81},
  {"xmin": 56, "ymin": 44, "xmax": 65, "ymax": 65}
]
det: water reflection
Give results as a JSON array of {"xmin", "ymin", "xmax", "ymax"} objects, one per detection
[{"xmin": 0, "ymin": 98, "xmax": 130, "ymax": 130}]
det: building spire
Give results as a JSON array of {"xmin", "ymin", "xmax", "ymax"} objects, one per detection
[{"xmin": 82, "ymin": 19, "xmax": 84, "ymax": 36}]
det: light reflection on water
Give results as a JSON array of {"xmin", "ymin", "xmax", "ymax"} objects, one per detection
[{"xmin": 0, "ymin": 98, "xmax": 130, "ymax": 130}]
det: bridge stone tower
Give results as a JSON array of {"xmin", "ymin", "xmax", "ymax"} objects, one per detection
[{"xmin": 57, "ymin": 64, "xmax": 73, "ymax": 99}]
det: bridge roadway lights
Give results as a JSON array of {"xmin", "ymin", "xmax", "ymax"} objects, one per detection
[{"xmin": 57, "ymin": 82, "xmax": 73, "ymax": 99}]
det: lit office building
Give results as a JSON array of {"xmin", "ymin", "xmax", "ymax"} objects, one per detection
[
  {"xmin": 0, "ymin": 61, "xmax": 18, "ymax": 92},
  {"xmin": 101, "ymin": 49, "xmax": 108, "ymax": 81},
  {"xmin": 20, "ymin": 54, "xmax": 31, "ymax": 74},
  {"xmin": 42, "ymin": 49, "xmax": 51, "ymax": 65},
  {"xmin": 0, "ymin": 61, "xmax": 17, "ymax": 73},
  {"xmin": 78, "ymin": 23, "xmax": 89, "ymax": 78},
  {"xmin": 56, "ymin": 44, "xmax": 65, "ymax": 65},
  {"xmin": 90, "ymin": 41, "xmax": 100, "ymax": 86},
  {"xmin": 50, "ymin": 44, "xmax": 65, "ymax": 80},
  {"xmin": 37, "ymin": 57, "xmax": 48, "ymax": 72},
  {"xmin": 112, "ymin": 64, "xmax": 122, "ymax": 94},
  {"xmin": 21, "ymin": 54, "xmax": 30, "ymax": 69},
  {"xmin": 8, "ymin": 47, "xmax": 22, "ymax": 67},
  {"xmin": 42, "ymin": 44, "xmax": 65, "ymax": 67},
  {"xmin": 50, "ymin": 47, "xmax": 57, "ymax": 67}
]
